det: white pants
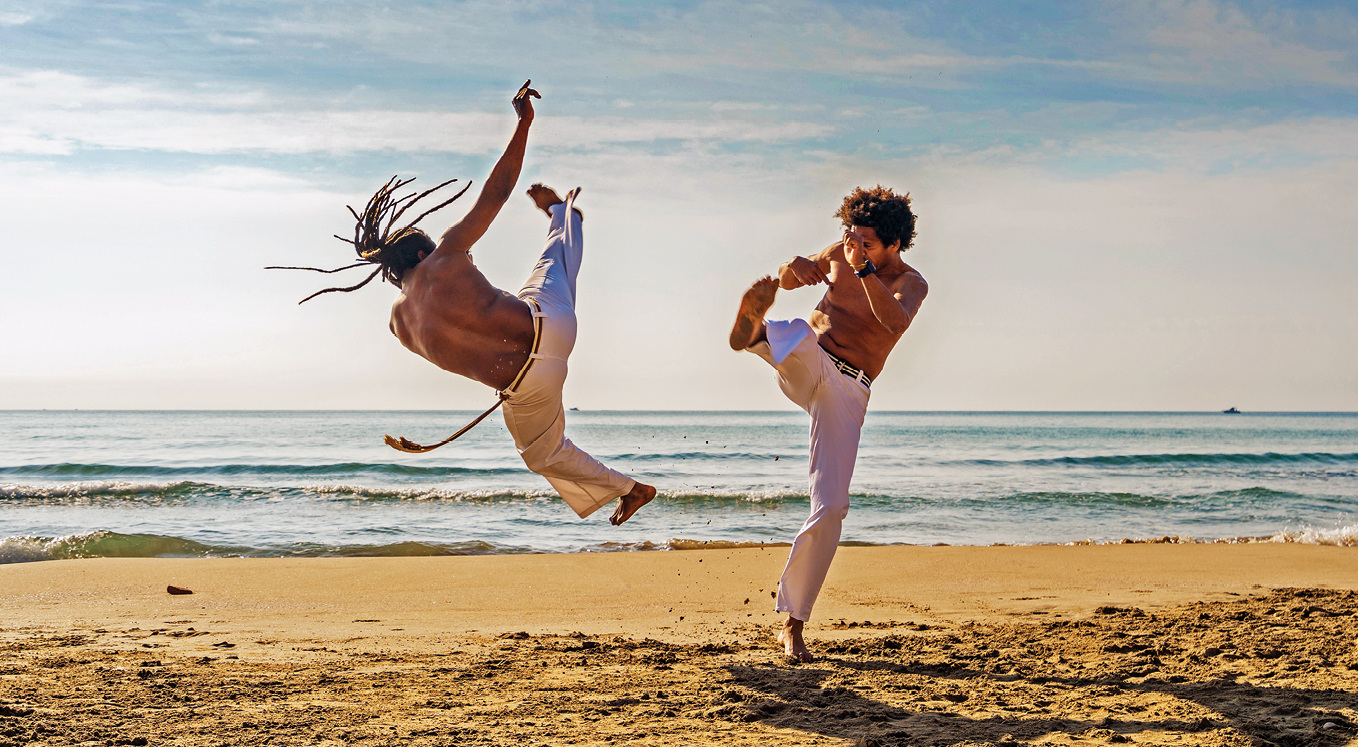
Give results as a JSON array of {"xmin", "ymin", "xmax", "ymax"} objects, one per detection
[
  {"xmin": 500, "ymin": 189, "xmax": 635, "ymax": 518},
  {"xmin": 749, "ymin": 319, "xmax": 870, "ymax": 622}
]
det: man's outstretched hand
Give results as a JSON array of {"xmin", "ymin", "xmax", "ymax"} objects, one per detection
[{"xmin": 513, "ymin": 79, "xmax": 541, "ymax": 123}]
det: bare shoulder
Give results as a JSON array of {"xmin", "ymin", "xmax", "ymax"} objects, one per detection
[
  {"xmin": 435, "ymin": 220, "xmax": 476, "ymax": 256},
  {"xmin": 889, "ymin": 262, "xmax": 928, "ymax": 324},
  {"xmin": 891, "ymin": 262, "xmax": 928, "ymax": 296},
  {"xmin": 408, "ymin": 249, "xmax": 465, "ymax": 287}
]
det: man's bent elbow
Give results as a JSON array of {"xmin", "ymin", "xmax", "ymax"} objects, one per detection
[{"xmin": 884, "ymin": 313, "xmax": 912, "ymax": 336}]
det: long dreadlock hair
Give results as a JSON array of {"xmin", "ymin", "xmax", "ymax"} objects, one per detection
[{"xmin": 267, "ymin": 175, "xmax": 472, "ymax": 304}]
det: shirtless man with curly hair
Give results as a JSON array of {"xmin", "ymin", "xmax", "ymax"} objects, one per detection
[{"xmin": 728, "ymin": 185, "xmax": 928, "ymax": 661}]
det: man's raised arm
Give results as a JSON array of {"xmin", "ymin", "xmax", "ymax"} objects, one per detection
[{"xmin": 436, "ymin": 82, "xmax": 541, "ymax": 255}]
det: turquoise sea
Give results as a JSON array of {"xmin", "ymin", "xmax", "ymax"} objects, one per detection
[{"xmin": 2, "ymin": 411, "xmax": 1355, "ymax": 563}]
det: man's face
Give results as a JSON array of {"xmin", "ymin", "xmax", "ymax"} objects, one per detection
[{"xmin": 849, "ymin": 225, "xmax": 901, "ymax": 264}]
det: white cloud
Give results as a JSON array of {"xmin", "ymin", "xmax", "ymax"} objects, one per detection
[
  {"xmin": 4, "ymin": 114, "xmax": 1357, "ymax": 411},
  {"xmin": 207, "ymin": 32, "xmax": 260, "ymax": 46},
  {"xmin": 0, "ymin": 70, "xmax": 833, "ymax": 156},
  {"xmin": 710, "ymin": 102, "xmax": 779, "ymax": 112},
  {"xmin": 0, "ymin": 12, "xmax": 31, "ymax": 25},
  {"xmin": 248, "ymin": 0, "xmax": 1357, "ymax": 91},
  {"xmin": 1109, "ymin": 0, "xmax": 1358, "ymax": 87},
  {"xmin": 809, "ymin": 49, "xmax": 1130, "ymax": 77},
  {"xmin": 0, "ymin": 69, "xmax": 265, "ymax": 109},
  {"xmin": 867, "ymin": 104, "xmax": 1358, "ymax": 173},
  {"xmin": 1064, "ymin": 116, "xmax": 1358, "ymax": 168}
]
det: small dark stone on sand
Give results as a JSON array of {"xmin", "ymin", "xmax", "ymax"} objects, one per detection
[{"xmin": 166, "ymin": 585, "xmax": 193, "ymax": 595}]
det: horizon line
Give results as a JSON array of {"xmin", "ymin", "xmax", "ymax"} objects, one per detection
[{"xmin": 3, "ymin": 409, "xmax": 1355, "ymax": 415}]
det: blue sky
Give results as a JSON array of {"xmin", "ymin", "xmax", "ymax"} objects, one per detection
[{"xmin": 2, "ymin": 0, "xmax": 1355, "ymax": 410}]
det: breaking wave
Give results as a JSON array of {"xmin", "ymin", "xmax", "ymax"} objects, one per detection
[
  {"xmin": 960, "ymin": 452, "xmax": 1358, "ymax": 468},
  {"xmin": 0, "ymin": 530, "xmax": 539, "ymax": 564}
]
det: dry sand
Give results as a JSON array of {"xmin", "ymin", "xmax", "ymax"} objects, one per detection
[{"xmin": 2, "ymin": 544, "xmax": 1356, "ymax": 746}]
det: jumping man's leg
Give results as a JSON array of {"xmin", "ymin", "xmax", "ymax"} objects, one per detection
[
  {"xmin": 610, "ymin": 482, "xmax": 656, "ymax": 525},
  {"xmin": 506, "ymin": 184, "xmax": 655, "ymax": 525},
  {"xmin": 527, "ymin": 183, "xmax": 583, "ymax": 220}
]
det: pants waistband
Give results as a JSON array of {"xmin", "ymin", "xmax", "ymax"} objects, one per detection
[
  {"xmin": 822, "ymin": 347, "xmax": 872, "ymax": 389},
  {"xmin": 501, "ymin": 299, "xmax": 544, "ymax": 396}
]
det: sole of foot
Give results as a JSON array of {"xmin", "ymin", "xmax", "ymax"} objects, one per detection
[
  {"xmin": 729, "ymin": 276, "xmax": 778, "ymax": 351},
  {"xmin": 526, "ymin": 183, "xmax": 563, "ymax": 217}
]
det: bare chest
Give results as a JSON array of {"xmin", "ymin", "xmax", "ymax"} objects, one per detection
[
  {"xmin": 815, "ymin": 263, "xmax": 897, "ymax": 329},
  {"xmin": 810, "ymin": 263, "xmax": 905, "ymax": 374}
]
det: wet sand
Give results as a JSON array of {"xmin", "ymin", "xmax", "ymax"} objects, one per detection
[{"xmin": 2, "ymin": 544, "xmax": 1356, "ymax": 746}]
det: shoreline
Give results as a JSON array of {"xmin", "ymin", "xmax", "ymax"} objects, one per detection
[
  {"xmin": 4, "ymin": 545, "xmax": 1356, "ymax": 746},
  {"xmin": 3, "ymin": 527, "xmax": 1356, "ymax": 566}
]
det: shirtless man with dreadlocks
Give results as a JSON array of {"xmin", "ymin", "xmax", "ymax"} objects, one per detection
[{"xmin": 278, "ymin": 82, "xmax": 655, "ymax": 525}]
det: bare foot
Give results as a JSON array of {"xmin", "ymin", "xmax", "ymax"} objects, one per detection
[
  {"xmin": 526, "ymin": 183, "xmax": 583, "ymax": 220},
  {"xmin": 526, "ymin": 183, "xmax": 563, "ymax": 217},
  {"xmin": 728, "ymin": 276, "xmax": 778, "ymax": 351},
  {"xmin": 776, "ymin": 616, "xmax": 813, "ymax": 663},
  {"xmin": 610, "ymin": 481, "xmax": 655, "ymax": 525}
]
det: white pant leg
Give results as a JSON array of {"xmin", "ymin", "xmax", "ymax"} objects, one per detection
[
  {"xmin": 516, "ymin": 188, "xmax": 583, "ymax": 308},
  {"xmin": 503, "ymin": 188, "xmax": 634, "ymax": 518},
  {"xmin": 749, "ymin": 320, "xmax": 869, "ymax": 622},
  {"xmin": 501, "ymin": 349, "xmax": 634, "ymax": 518}
]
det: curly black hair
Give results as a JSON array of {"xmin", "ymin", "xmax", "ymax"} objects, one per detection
[
  {"xmin": 834, "ymin": 185, "xmax": 917, "ymax": 252},
  {"xmin": 267, "ymin": 175, "xmax": 469, "ymax": 304}
]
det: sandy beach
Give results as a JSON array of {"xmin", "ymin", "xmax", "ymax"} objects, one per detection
[{"xmin": 2, "ymin": 544, "xmax": 1356, "ymax": 746}]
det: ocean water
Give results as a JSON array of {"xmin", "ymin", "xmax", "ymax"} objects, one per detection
[{"xmin": 2, "ymin": 411, "xmax": 1355, "ymax": 563}]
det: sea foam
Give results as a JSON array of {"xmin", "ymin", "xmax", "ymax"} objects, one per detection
[{"xmin": 1267, "ymin": 524, "xmax": 1358, "ymax": 547}]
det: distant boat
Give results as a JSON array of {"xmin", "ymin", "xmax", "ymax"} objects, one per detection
[
  {"xmin": 1223, "ymin": 407, "xmax": 1241, "ymax": 414},
  {"xmin": 569, "ymin": 407, "xmax": 579, "ymax": 411}
]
